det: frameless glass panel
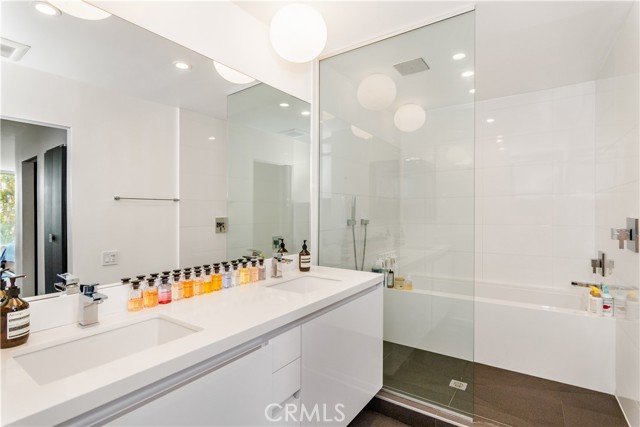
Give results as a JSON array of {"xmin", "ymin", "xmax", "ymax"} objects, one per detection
[{"xmin": 318, "ymin": 11, "xmax": 475, "ymax": 417}]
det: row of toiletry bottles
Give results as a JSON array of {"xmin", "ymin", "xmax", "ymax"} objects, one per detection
[
  {"xmin": 371, "ymin": 251, "xmax": 412, "ymax": 290},
  {"xmin": 587, "ymin": 285, "xmax": 636, "ymax": 318},
  {"xmin": 126, "ymin": 258, "xmax": 267, "ymax": 312}
]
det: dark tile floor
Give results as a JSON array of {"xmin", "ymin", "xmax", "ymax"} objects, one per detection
[{"xmin": 382, "ymin": 341, "xmax": 629, "ymax": 427}]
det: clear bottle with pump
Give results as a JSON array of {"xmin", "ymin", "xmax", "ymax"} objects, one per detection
[
  {"xmin": 299, "ymin": 240, "xmax": 311, "ymax": 272},
  {"xmin": 128, "ymin": 280, "xmax": 144, "ymax": 311},
  {"xmin": 172, "ymin": 273, "xmax": 183, "ymax": 301},
  {"xmin": 250, "ymin": 258, "xmax": 259, "ymax": 282},
  {"xmin": 143, "ymin": 278, "xmax": 159, "ymax": 308},
  {"xmin": 222, "ymin": 263, "xmax": 232, "ymax": 288},
  {"xmin": 182, "ymin": 270, "xmax": 194, "ymax": 299},
  {"xmin": 212, "ymin": 263, "xmax": 223, "ymax": 290},
  {"xmin": 258, "ymin": 258, "xmax": 266, "ymax": 281},
  {"xmin": 231, "ymin": 262, "xmax": 240, "ymax": 287},
  {"xmin": 158, "ymin": 276, "xmax": 172, "ymax": 304},
  {"xmin": 1, "ymin": 275, "xmax": 30, "ymax": 348},
  {"xmin": 240, "ymin": 260, "xmax": 250, "ymax": 285}
]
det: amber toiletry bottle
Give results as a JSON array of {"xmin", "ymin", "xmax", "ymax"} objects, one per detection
[
  {"xmin": 1, "ymin": 275, "xmax": 30, "ymax": 349},
  {"xmin": 299, "ymin": 240, "xmax": 311, "ymax": 272}
]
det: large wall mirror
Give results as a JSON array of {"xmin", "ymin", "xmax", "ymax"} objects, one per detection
[{"xmin": 0, "ymin": 0, "xmax": 310, "ymax": 298}]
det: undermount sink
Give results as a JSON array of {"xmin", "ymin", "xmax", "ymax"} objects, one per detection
[
  {"xmin": 14, "ymin": 315, "xmax": 200, "ymax": 385},
  {"xmin": 267, "ymin": 276, "xmax": 342, "ymax": 293}
]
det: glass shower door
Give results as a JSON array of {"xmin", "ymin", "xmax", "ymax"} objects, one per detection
[{"xmin": 318, "ymin": 11, "xmax": 475, "ymax": 417}]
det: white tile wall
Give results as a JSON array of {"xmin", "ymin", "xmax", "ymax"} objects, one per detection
[
  {"xmin": 476, "ymin": 81, "xmax": 599, "ymax": 290},
  {"xmin": 594, "ymin": 3, "xmax": 639, "ymax": 421}
]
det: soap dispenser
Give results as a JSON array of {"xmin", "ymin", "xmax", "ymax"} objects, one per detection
[
  {"xmin": 299, "ymin": 240, "xmax": 311, "ymax": 272},
  {"xmin": 278, "ymin": 238, "xmax": 288, "ymax": 254},
  {"xmin": 1, "ymin": 275, "xmax": 30, "ymax": 348}
]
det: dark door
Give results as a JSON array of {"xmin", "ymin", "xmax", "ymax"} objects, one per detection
[
  {"xmin": 44, "ymin": 145, "xmax": 67, "ymax": 293},
  {"xmin": 20, "ymin": 157, "xmax": 37, "ymax": 295}
]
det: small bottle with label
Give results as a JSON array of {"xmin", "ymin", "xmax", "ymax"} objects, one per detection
[
  {"xmin": 143, "ymin": 278, "xmax": 159, "ymax": 308},
  {"xmin": 203, "ymin": 267, "xmax": 214, "ymax": 293},
  {"xmin": 172, "ymin": 273, "xmax": 183, "ymax": 301},
  {"xmin": 299, "ymin": 240, "xmax": 311, "ymax": 272},
  {"xmin": 231, "ymin": 262, "xmax": 240, "ymax": 287},
  {"xmin": 250, "ymin": 258, "xmax": 259, "ymax": 282},
  {"xmin": 128, "ymin": 280, "xmax": 144, "ymax": 311},
  {"xmin": 213, "ymin": 264, "xmax": 223, "ymax": 290},
  {"xmin": 258, "ymin": 258, "xmax": 266, "ymax": 281},
  {"xmin": 222, "ymin": 263, "xmax": 232, "ymax": 289},
  {"xmin": 182, "ymin": 271, "xmax": 194, "ymax": 299},
  {"xmin": 158, "ymin": 275, "xmax": 172, "ymax": 304},
  {"xmin": 193, "ymin": 268, "xmax": 204, "ymax": 296},
  {"xmin": 602, "ymin": 285, "xmax": 614, "ymax": 317},
  {"xmin": 240, "ymin": 261, "xmax": 250, "ymax": 285},
  {"xmin": 1, "ymin": 275, "xmax": 30, "ymax": 349}
]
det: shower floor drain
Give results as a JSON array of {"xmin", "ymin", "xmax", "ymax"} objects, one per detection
[{"xmin": 449, "ymin": 379, "xmax": 468, "ymax": 391}]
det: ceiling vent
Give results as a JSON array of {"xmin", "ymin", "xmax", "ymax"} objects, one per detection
[
  {"xmin": 279, "ymin": 128, "xmax": 308, "ymax": 139},
  {"xmin": 393, "ymin": 58, "xmax": 430, "ymax": 76},
  {"xmin": 1, "ymin": 38, "xmax": 31, "ymax": 62}
]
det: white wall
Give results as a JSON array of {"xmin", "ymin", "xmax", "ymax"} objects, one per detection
[
  {"xmin": 475, "ymin": 81, "xmax": 598, "ymax": 291},
  {"xmin": 2, "ymin": 62, "xmax": 179, "ymax": 286},
  {"xmin": 178, "ymin": 108, "xmax": 227, "ymax": 268},
  {"xmin": 594, "ymin": 2, "xmax": 639, "ymax": 424}
]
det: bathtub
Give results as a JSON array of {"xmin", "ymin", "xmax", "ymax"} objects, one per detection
[{"xmin": 383, "ymin": 278, "xmax": 616, "ymax": 394}]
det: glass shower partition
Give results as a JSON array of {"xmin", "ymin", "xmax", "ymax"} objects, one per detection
[{"xmin": 318, "ymin": 11, "xmax": 475, "ymax": 417}]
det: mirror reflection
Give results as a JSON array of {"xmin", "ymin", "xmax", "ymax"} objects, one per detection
[{"xmin": 0, "ymin": 0, "xmax": 310, "ymax": 297}]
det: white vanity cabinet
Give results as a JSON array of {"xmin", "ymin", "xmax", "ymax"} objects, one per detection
[
  {"xmin": 301, "ymin": 285, "xmax": 383, "ymax": 426},
  {"xmin": 106, "ymin": 344, "xmax": 272, "ymax": 426}
]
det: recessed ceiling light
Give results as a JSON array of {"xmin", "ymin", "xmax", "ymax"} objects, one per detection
[
  {"xmin": 469, "ymin": 89, "xmax": 476, "ymax": 94},
  {"xmin": 452, "ymin": 53, "xmax": 466, "ymax": 60},
  {"xmin": 208, "ymin": 136, "xmax": 216, "ymax": 141},
  {"xmin": 174, "ymin": 61, "xmax": 191, "ymax": 70},
  {"xmin": 498, "ymin": 147, "xmax": 505, "ymax": 151},
  {"xmin": 301, "ymin": 111, "xmax": 310, "ymax": 116},
  {"xmin": 486, "ymin": 118, "xmax": 495, "ymax": 123},
  {"xmin": 33, "ymin": 2, "xmax": 61, "ymax": 16},
  {"xmin": 279, "ymin": 103, "xmax": 290, "ymax": 108},
  {"xmin": 461, "ymin": 71, "xmax": 474, "ymax": 78},
  {"xmin": 496, "ymin": 139, "xmax": 503, "ymax": 143}
]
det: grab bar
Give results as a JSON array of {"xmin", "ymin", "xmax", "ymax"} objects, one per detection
[{"xmin": 114, "ymin": 196, "xmax": 179, "ymax": 202}]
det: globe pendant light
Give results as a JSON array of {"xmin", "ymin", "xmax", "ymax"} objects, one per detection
[
  {"xmin": 270, "ymin": 4, "xmax": 327, "ymax": 63},
  {"xmin": 213, "ymin": 61, "xmax": 255, "ymax": 84},
  {"xmin": 394, "ymin": 104, "xmax": 426, "ymax": 132},
  {"xmin": 357, "ymin": 74, "xmax": 397, "ymax": 111}
]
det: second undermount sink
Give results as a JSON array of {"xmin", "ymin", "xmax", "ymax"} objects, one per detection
[
  {"xmin": 267, "ymin": 276, "xmax": 342, "ymax": 294},
  {"xmin": 13, "ymin": 315, "xmax": 200, "ymax": 385}
]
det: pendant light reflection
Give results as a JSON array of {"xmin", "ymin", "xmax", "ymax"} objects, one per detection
[
  {"xmin": 351, "ymin": 125, "xmax": 373, "ymax": 140},
  {"xmin": 394, "ymin": 104, "xmax": 426, "ymax": 132},
  {"xmin": 213, "ymin": 61, "xmax": 255, "ymax": 84},
  {"xmin": 48, "ymin": 0, "xmax": 111, "ymax": 20},
  {"xmin": 357, "ymin": 74, "xmax": 397, "ymax": 111},
  {"xmin": 270, "ymin": 4, "xmax": 327, "ymax": 63}
]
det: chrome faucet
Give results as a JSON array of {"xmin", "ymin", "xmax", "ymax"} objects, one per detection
[
  {"xmin": 78, "ymin": 284, "xmax": 108, "ymax": 328},
  {"xmin": 54, "ymin": 272, "xmax": 80, "ymax": 294},
  {"xmin": 271, "ymin": 254, "xmax": 292, "ymax": 278}
]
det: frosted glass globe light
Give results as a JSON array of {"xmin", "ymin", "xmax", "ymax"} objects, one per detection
[
  {"xmin": 270, "ymin": 4, "xmax": 327, "ymax": 63},
  {"xmin": 357, "ymin": 74, "xmax": 397, "ymax": 111},
  {"xmin": 213, "ymin": 61, "xmax": 255, "ymax": 84},
  {"xmin": 394, "ymin": 104, "xmax": 426, "ymax": 132},
  {"xmin": 49, "ymin": 0, "xmax": 111, "ymax": 20}
]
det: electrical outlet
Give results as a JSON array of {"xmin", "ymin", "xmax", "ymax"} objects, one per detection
[{"xmin": 101, "ymin": 250, "xmax": 118, "ymax": 266}]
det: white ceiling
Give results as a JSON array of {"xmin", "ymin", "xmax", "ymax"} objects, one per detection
[
  {"xmin": 0, "ymin": 0, "xmax": 249, "ymax": 119},
  {"xmin": 236, "ymin": 0, "xmax": 634, "ymax": 100}
]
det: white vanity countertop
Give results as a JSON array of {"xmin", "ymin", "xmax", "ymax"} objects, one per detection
[{"xmin": 1, "ymin": 266, "xmax": 382, "ymax": 426}]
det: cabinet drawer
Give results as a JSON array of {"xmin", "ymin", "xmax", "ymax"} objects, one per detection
[
  {"xmin": 272, "ymin": 358, "xmax": 301, "ymax": 406},
  {"xmin": 271, "ymin": 326, "xmax": 300, "ymax": 372}
]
